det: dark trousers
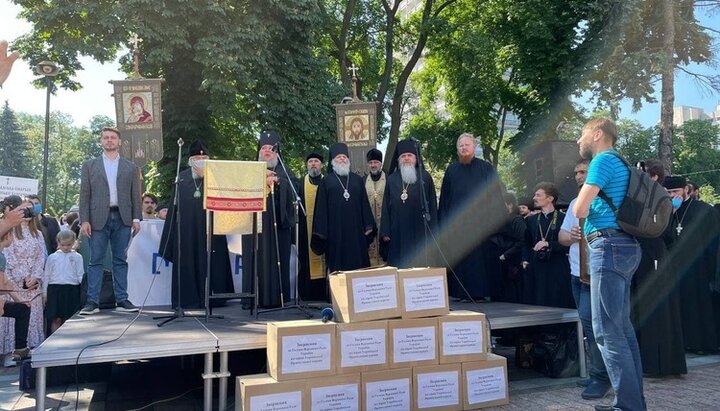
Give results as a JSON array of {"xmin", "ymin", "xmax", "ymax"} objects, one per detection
[{"xmin": 2, "ymin": 302, "xmax": 30, "ymax": 349}]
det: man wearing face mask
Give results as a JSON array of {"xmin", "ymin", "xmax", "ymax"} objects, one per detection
[
  {"xmin": 159, "ymin": 140, "xmax": 234, "ymax": 309},
  {"xmin": 25, "ymin": 194, "xmax": 60, "ymax": 255},
  {"xmin": 664, "ymin": 175, "xmax": 719, "ymax": 354}
]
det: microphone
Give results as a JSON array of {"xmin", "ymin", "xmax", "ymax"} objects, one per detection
[{"xmin": 320, "ymin": 307, "xmax": 334, "ymax": 323}]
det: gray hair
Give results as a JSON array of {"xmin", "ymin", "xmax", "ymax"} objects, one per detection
[{"xmin": 456, "ymin": 133, "xmax": 477, "ymax": 148}]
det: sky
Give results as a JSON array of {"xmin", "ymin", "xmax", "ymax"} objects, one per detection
[{"xmin": 1, "ymin": 0, "xmax": 719, "ymax": 130}]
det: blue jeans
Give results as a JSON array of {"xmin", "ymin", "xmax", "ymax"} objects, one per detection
[
  {"xmin": 571, "ymin": 275, "xmax": 609, "ymax": 383},
  {"xmin": 588, "ymin": 233, "xmax": 644, "ymax": 411},
  {"xmin": 87, "ymin": 210, "xmax": 131, "ymax": 304}
]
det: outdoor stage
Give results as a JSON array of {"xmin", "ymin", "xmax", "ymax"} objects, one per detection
[{"xmin": 30, "ymin": 301, "xmax": 585, "ymax": 411}]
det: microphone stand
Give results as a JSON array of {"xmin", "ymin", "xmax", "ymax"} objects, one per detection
[{"xmin": 413, "ymin": 138, "xmax": 432, "ymax": 266}]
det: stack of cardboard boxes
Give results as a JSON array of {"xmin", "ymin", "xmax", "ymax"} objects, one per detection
[{"xmin": 237, "ymin": 266, "xmax": 510, "ymax": 411}]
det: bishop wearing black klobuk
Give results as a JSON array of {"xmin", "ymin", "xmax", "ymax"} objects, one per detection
[
  {"xmin": 241, "ymin": 131, "xmax": 295, "ymax": 308},
  {"xmin": 664, "ymin": 175, "xmax": 719, "ymax": 352},
  {"xmin": 311, "ymin": 142, "xmax": 376, "ymax": 272},
  {"xmin": 297, "ymin": 152, "xmax": 327, "ymax": 301},
  {"xmin": 379, "ymin": 139, "xmax": 438, "ymax": 268},
  {"xmin": 158, "ymin": 140, "xmax": 234, "ymax": 309}
]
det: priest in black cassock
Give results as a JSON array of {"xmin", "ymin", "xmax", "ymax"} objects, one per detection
[
  {"xmin": 665, "ymin": 175, "xmax": 719, "ymax": 352},
  {"xmin": 311, "ymin": 142, "xmax": 376, "ymax": 272},
  {"xmin": 438, "ymin": 133, "xmax": 508, "ymax": 301},
  {"xmin": 241, "ymin": 131, "xmax": 295, "ymax": 308},
  {"xmin": 298, "ymin": 152, "xmax": 327, "ymax": 301},
  {"xmin": 158, "ymin": 140, "xmax": 234, "ymax": 309},
  {"xmin": 379, "ymin": 139, "xmax": 437, "ymax": 268}
]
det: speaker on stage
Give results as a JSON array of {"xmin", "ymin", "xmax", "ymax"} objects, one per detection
[{"xmin": 522, "ymin": 140, "xmax": 580, "ymax": 207}]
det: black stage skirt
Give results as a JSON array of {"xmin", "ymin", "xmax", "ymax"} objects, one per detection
[{"xmin": 45, "ymin": 284, "xmax": 81, "ymax": 320}]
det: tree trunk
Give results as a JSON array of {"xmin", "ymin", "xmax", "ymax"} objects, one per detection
[{"xmin": 659, "ymin": 0, "xmax": 675, "ymax": 176}]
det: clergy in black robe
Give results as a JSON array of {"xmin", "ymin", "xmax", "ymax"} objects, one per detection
[
  {"xmin": 437, "ymin": 134, "xmax": 508, "ymax": 300},
  {"xmin": 521, "ymin": 183, "xmax": 573, "ymax": 308},
  {"xmin": 494, "ymin": 194, "xmax": 527, "ymax": 303},
  {"xmin": 664, "ymin": 175, "xmax": 719, "ymax": 352},
  {"xmin": 241, "ymin": 131, "xmax": 295, "ymax": 308},
  {"xmin": 158, "ymin": 140, "xmax": 234, "ymax": 309},
  {"xmin": 379, "ymin": 139, "xmax": 437, "ymax": 268},
  {"xmin": 298, "ymin": 152, "xmax": 327, "ymax": 301},
  {"xmin": 364, "ymin": 148, "xmax": 386, "ymax": 266},
  {"xmin": 311, "ymin": 142, "xmax": 376, "ymax": 272}
]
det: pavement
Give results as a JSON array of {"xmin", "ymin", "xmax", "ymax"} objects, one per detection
[{"xmin": 2, "ymin": 352, "xmax": 720, "ymax": 410}]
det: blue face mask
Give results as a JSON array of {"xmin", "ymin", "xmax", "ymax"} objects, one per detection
[
  {"xmin": 33, "ymin": 203, "xmax": 42, "ymax": 214},
  {"xmin": 671, "ymin": 197, "xmax": 682, "ymax": 209}
]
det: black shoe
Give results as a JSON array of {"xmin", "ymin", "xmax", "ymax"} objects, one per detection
[
  {"xmin": 594, "ymin": 405, "xmax": 618, "ymax": 411},
  {"xmin": 12, "ymin": 347, "xmax": 31, "ymax": 362},
  {"xmin": 79, "ymin": 302, "xmax": 100, "ymax": 315},
  {"xmin": 576, "ymin": 377, "xmax": 591, "ymax": 387},
  {"xmin": 115, "ymin": 300, "xmax": 140, "ymax": 312},
  {"xmin": 582, "ymin": 380, "xmax": 611, "ymax": 399}
]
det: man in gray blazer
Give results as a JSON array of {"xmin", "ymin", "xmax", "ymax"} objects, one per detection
[{"xmin": 78, "ymin": 127, "xmax": 142, "ymax": 314}]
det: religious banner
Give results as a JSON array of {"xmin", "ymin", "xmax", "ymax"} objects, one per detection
[
  {"xmin": 111, "ymin": 78, "xmax": 164, "ymax": 168},
  {"xmin": 204, "ymin": 160, "xmax": 267, "ymax": 235}
]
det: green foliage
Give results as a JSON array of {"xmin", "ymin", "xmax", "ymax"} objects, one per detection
[
  {"xmin": 699, "ymin": 184, "xmax": 720, "ymax": 205},
  {"xmin": 616, "ymin": 119, "xmax": 658, "ymax": 164},
  {"xmin": 674, "ymin": 119, "xmax": 720, "ymax": 189},
  {"xmin": 0, "ymin": 101, "xmax": 31, "ymax": 178}
]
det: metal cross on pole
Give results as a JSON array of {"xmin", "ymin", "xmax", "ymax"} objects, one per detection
[
  {"xmin": 129, "ymin": 33, "xmax": 144, "ymax": 79},
  {"xmin": 349, "ymin": 64, "xmax": 360, "ymax": 102}
]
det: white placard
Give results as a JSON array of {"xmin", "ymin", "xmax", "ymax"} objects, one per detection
[
  {"xmin": 281, "ymin": 334, "xmax": 332, "ymax": 374},
  {"xmin": 365, "ymin": 378, "xmax": 410, "ymax": 411},
  {"xmin": 417, "ymin": 371, "xmax": 460, "ymax": 409},
  {"xmin": 312, "ymin": 383, "xmax": 359, "ymax": 411},
  {"xmin": 403, "ymin": 276, "xmax": 446, "ymax": 312},
  {"xmin": 466, "ymin": 366, "xmax": 507, "ymax": 405},
  {"xmin": 340, "ymin": 328, "xmax": 386, "ymax": 367},
  {"xmin": 442, "ymin": 321, "xmax": 483, "ymax": 356},
  {"xmin": 393, "ymin": 326, "xmax": 436, "ymax": 363},
  {"xmin": 249, "ymin": 390, "xmax": 302, "ymax": 411},
  {"xmin": 0, "ymin": 175, "xmax": 38, "ymax": 198},
  {"xmin": 351, "ymin": 274, "xmax": 397, "ymax": 313}
]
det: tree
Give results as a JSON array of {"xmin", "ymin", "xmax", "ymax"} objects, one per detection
[
  {"xmin": 674, "ymin": 119, "xmax": 720, "ymax": 189},
  {"xmin": 0, "ymin": 101, "xmax": 31, "ymax": 177},
  {"xmin": 616, "ymin": 120, "xmax": 658, "ymax": 164}
]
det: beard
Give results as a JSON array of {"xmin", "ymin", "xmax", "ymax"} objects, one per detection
[
  {"xmin": 400, "ymin": 164, "xmax": 417, "ymax": 184},
  {"xmin": 579, "ymin": 146, "xmax": 593, "ymax": 160},
  {"xmin": 369, "ymin": 168, "xmax": 382, "ymax": 176},
  {"xmin": 332, "ymin": 159, "xmax": 351, "ymax": 176},
  {"xmin": 308, "ymin": 168, "xmax": 321, "ymax": 178},
  {"xmin": 261, "ymin": 155, "xmax": 278, "ymax": 169},
  {"xmin": 458, "ymin": 153, "xmax": 474, "ymax": 164}
]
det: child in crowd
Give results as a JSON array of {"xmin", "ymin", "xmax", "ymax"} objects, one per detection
[
  {"xmin": 43, "ymin": 230, "xmax": 84, "ymax": 334},
  {"xmin": 0, "ymin": 230, "xmax": 31, "ymax": 362}
]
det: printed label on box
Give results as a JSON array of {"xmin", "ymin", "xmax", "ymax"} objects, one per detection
[
  {"xmin": 417, "ymin": 371, "xmax": 459, "ymax": 409},
  {"xmin": 466, "ymin": 366, "xmax": 506, "ymax": 404},
  {"xmin": 340, "ymin": 328, "xmax": 386, "ymax": 367},
  {"xmin": 312, "ymin": 383, "xmax": 359, "ymax": 411},
  {"xmin": 365, "ymin": 378, "xmax": 410, "ymax": 411},
  {"xmin": 351, "ymin": 275, "xmax": 398, "ymax": 313},
  {"xmin": 403, "ymin": 276, "xmax": 446, "ymax": 312},
  {"xmin": 442, "ymin": 321, "xmax": 483, "ymax": 355},
  {"xmin": 393, "ymin": 326, "xmax": 436, "ymax": 363},
  {"xmin": 281, "ymin": 334, "xmax": 332, "ymax": 374},
  {"xmin": 249, "ymin": 390, "xmax": 302, "ymax": 411}
]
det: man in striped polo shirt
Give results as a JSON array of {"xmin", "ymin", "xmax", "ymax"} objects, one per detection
[{"xmin": 573, "ymin": 118, "xmax": 644, "ymax": 411}]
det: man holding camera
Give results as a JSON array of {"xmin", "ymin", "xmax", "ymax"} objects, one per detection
[{"xmin": 521, "ymin": 182, "xmax": 573, "ymax": 308}]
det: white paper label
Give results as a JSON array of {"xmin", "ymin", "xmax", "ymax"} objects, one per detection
[
  {"xmin": 403, "ymin": 276, "xmax": 446, "ymax": 312},
  {"xmin": 442, "ymin": 321, "xmax": 483, "ymax": 356},
  {"xmin": 340, "ymin": 328, "xmax": 387, "ymax": 367},
  {"xmin": 351, "ymin": 275, "xmax": 398, "ymax": 313},
  {"xmin": 466, "ymin": 366, "xmax": 507, "ymax": 405},
  {"xmin": 416, "ymin": 370, "xmax": 460, "ymax": 409},
  {"xmin": 365, "ymin": 378, "xmax": 410, "ymax": 411},
  {"xmin": 249, "ymin": 391, "xmax": 302, "ymax": 411},
  {"xmin": 393, "ymin": 326, "xmax": 436, "ymax": 363},
  {"xmin": 281, "ymin": 334, "xmax": 332, "ymax": 374},
  {"xmin": 312, "ymin": 383, "xmax": 359, "ymax": 411}
]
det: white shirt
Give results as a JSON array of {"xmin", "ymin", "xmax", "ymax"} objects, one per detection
[
  {"xmin": 43, "ymin": 250, "xmax": 85, "ymax": 294},
  {"xmin": 560, "ymin": 198, "xmax": 580, "ymax": 277},
  {"xmin": 103, "ymin": 153, "xmax": 120, "ymax": 207}
]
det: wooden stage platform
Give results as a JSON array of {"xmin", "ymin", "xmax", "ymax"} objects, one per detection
[{"xmin": 30, "ymin": 301, "xmax": 585, "ymax": 411}]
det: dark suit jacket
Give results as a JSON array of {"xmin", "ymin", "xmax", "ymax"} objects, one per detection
[{"xmin": 79, "ymin": 155, "xmax": 141, "ymax": 230}]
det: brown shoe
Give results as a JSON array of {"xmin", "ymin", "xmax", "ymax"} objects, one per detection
[{"xmin": 12, "ymin": 347, "xmax": 31, "ymax": 362}]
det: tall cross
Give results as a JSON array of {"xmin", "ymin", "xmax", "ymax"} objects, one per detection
[
  {"xmin": 129, "ymin": 33, "xmax": 143, "ymax": 79},
  {"xmin": 349, "ymin": 64, "xmax": 360, "ymax": 102},
  {"xmin": 349, "ymin": 64, "xmax": 359, "ymax": 79}
]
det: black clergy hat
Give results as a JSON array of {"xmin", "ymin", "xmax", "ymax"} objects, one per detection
[
  {"xmin": 306, "ymin": 152, "xmax": 323, "ymax": 162},
  {"xmin": 387, "ymin": 138, "xmax": 420, "ymax": 175},
  {"xmin": 329, "ymin": 142, "xmax": 349, "ymax": 160},
  {"xmin": 258, "ymin": 130, "xmax": 280, "ymax": 150},
  {"xmin": 366, "ymin": 148, "xmax": 382, "ymax": 163},
  {"xmin": 663, "ymin": 175, "xmax": 687, "ymax": 190},
  {"xmin": 188, "ymin": 140, "xmax": 209, "ymax": 157},
  {"xmin": 518, "ymin": 197, "xmax": 534, "ymax": 209}
]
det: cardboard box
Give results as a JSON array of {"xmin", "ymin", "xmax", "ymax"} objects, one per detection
[
  {"xmin": 237, "ymin": 374, "xmax": 306, "ymax": 411},
  {"xmin": 398, "ymin": 268, "xmax": 449, "ymax": 319},
  {"xmin": 413, "ymin": 363, "xmax": 463, "ymax": 411},
  {"xmin": 362, "ymin": 368, "xmax": 413, "ymax": 411},
  {"xmin": 336, "ymin": 321, "xmax": 389, "ymax": 374},
  {"xmin": 304, "ymin": 373, "xmax": 361, "ymax": 411},
  {"xmin": 329, "ymin": 266, "xmax": 400, "ymax": 323},
  {"xmin": 461, "ymin": 354, "xmax": 509, "ymax": 410},
  {"xmin": 267, "ymin": 320, "xmax": 336, "ymax": 381},
  {"xmin": 437, "ymin": 311, "xmax": 489, "ymax": 364},
  {"xmin": 388, "ymin": 318, "xmax": 438, "ymax": 369}
]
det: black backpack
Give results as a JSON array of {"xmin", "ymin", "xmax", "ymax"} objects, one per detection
[{"xmin": 597, "ymin": 152, "xmax": 672, "ymax": 238}]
